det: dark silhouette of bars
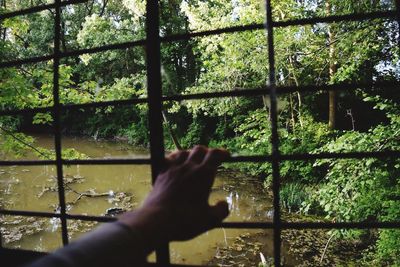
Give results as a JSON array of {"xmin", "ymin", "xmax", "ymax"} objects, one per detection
[{"xmin": 0, "ymin": 0, "xmax": 399, "ymax": 266}]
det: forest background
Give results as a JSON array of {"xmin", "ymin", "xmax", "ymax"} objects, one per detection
[{"xmin": 0, "ymin": 0, "xmax": 399, "ymax": 265}]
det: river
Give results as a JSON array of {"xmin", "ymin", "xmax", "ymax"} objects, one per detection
[{"xmin": 0, "ymin": 135, "xmax": 292, "ymax": 265}]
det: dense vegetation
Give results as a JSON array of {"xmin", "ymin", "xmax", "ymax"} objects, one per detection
[{"xmin": 0, "ymin": 0, "xmax": 399, "ymax": 265}]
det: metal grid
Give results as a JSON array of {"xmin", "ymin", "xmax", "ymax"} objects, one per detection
[{"xmin": 0, "ymin": 0, "xmax": 399, "ymax": 266}]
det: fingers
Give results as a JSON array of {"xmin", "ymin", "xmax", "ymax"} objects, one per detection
[
  {"xmin": 163, "ymin": 150, "xmax": 189, "ymax": 171},
  {"xmin": 168, "ymin": 150, "xmax": 189, "ymax": 165},
  {"xmin": 186, "ymin": 145, "xmax": 208, "ymax": 164},
  {"xmin": 164, "ymin": 146, "xmax": 230, "ymax": 190},
  {"xmin": 186, "ymin": 145, "xmax": 230, "ymax": 166},
  {"xmin": 201, "ymin": 148, "xmax": 230, "ymax": 169},
  {"xmin": 197, "ymin": 148, "xmax": 230, "ymax": 192},
  {"xmin": 209, "ymin": 201, "xmax": 230, "ymax": 225}
]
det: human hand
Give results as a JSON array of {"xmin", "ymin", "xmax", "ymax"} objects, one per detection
[{"xmin": 119, "ymin": 146, "xmax": 230, "ymax": 248}]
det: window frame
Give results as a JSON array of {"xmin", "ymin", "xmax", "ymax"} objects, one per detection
[{"xmin": 0, "ymin": 0, "xmax": 399, "ymax": 266}]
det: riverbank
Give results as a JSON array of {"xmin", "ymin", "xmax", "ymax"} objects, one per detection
[
  {"xmin": 1, "ymin": 135, "xmax": 377, "ymax": 266},
  {"xmin": 0, "ymin": 135, "xmax": 276, "ymax": 264},
  {"xmin": 189, "ymin": 169, "xmax": 372, "ymax": 267},
  {"xmin": 208, "ymin": 214, "xmax": 372, "ymax": 267}
]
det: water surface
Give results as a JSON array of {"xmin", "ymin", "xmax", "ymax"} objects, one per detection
[{"xmin": 1, "ymin": 135, "xmax": 276, "ymax": 265}]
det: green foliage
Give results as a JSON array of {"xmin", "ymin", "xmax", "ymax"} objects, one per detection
[
  {"xmin": 280, "ymin": 182, "xmax": 308, "ymax": 213},
  {"xmin": 180, "ymin": 119, "xmax": 205, "ymax": 149},
  {"xmin": 376, "ymin": 199, "xmax": 400, "ymax": 266},
  {"xmin": 0, "ymin": 130, "xmax": 88, "ymax": 160},
  {"xmin": 235, "ymin": 108, "xmax": 271, "ymax": 154},
  {"xmin": 310, "ymin": 98, "xmax": 399, "ymax": 219},
  {"xmin": 225, "ymin": 109, "xmax": 331, "ymax": 183},
  {"xmin": 118, "ymin": 118, "xmax": 150, "ymax": 146},
  {"xmin": 279, "ymin": 114, "xmax": 332, "ymax": 183},
  {"xmin": 0, "ymin": 131, "xmax": 35, "ymax": 158},
  {"xmin": 304, "ymin": 97, "xmax": 399, "ymax": 263}
]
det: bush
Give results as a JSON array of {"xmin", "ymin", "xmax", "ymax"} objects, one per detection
[
  {"xmin": 280, "ymin": 182, "xmax": 308, "ymax": 213},
  {"xmin": 376, "ymin": 199, "xmax": 400, "ymax": 266}
]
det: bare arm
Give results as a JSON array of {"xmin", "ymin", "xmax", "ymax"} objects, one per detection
[{"xmin": 26, "ymin": 146, "xmax": 230, "ymax": 267}]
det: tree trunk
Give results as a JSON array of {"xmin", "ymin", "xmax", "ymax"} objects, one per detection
[
  {"xmin": 326, "ymin": 1, "xmax": 337, "ymax": 130},
  {"xmin": 60, "ymin": 21, "xmax": 67, "ymax": 52},
  {"xmin": 288, "ymin": 52, "xmax": 303, "ymax": 128},
  {"xmin": 289, "ymin": 93, "xmax": 296, "ymax": 131}
]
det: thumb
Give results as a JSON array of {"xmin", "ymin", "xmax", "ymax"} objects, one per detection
[{"xmin": 209, "ymin": 200, "xmax": 230, "ymax": 225}]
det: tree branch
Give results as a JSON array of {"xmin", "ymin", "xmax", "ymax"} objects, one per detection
[
  {"xmin": 0, "ymin": 126, "xmax": 49, "ymax": 159},
  {"xmin": 0, "ymin": 127, "xmax": 86, "ymax": 196},
  {"xmin": 99, "ymin": 0, "xmax": 108, "ymax": 17}
]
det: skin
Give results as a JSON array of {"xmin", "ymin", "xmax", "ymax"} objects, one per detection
[
  {"xmin": 119, "ymin": 146, "xmax": 230, "ymax": 256},
  {"xmin": 24, "ymin": 146, "xmax": 230, "ymax": 267}
]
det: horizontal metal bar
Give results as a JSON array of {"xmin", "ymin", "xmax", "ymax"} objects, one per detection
[
  {"xmin": 0, "ymin": 158, "xmax": 151, "ymax": 166},
  {"xmin": 0, "ymin": 150, "xmax": 398, "ymax": 166},
  {"xmin": 163, "ymin": 81, "xmax": 399, "ymax": 102},
  {"xmin": 281, "ymin": 221, "xmax": 400, "ymax": 229},
  {"xmin": 220, "ymin": 221, "xmax": 400, "ymax": 229},
  {"xmin": 163, "ymin": 87, "xmax": 269, "ymax": 101},
  {"xmin": 66, "ymin": 213, "xmax": 116, "ymax": 222},
  {"xmin": 276, "ymin": 80, "xmax": 400, "ymax": 96},
  {"xmin": 224, "ymin": 155, "xmax": 272, "ymax": 163},
  {"xmin": 0, "ymin": 55, "xmax": 53, "ymax": 69},
  {"xmin": 64, "ymin": 158, "xmax": 151, "ymax": 165},
  {"xmin": 0, "ymin": 0, "xmax": 88, "ymax": 21},
  {"xmin": 1, "ymin": 209, "xmax": 399, "ymax": 230},
  {"xmin": 162, "ymin": 10, "xmax": 396, "ymax": 43},
  {"xmin": 0, "ymin": 209, "xmax": 116, "ymax": 222},
  {"xmin": 0, "ymin": 25, "xmax": 265, "ymax": 68},
  {"xmin": 161, "ymin": 23, "xmax": 265, "ymax": 43},
  {"xmin": 62, "ymin": 98, "xmax": 147, "ymax": 110},
  {"xmin": 220, "ymin": 222, "xmax": 273, "ymax": 228},
  {"xmin": 60, "ymin": 39, "xmax": 146, "ymax": 59},
  {"xmin": 0, "ymin": 42, "xmax": 145, "ymax": 70},
  {"xmin": 224, "ymin": 151, "xmax": 400, "ymax": 163},
  {"xmin": 0, "ymin": 160, "xmax": 55, "ymax": 166},
  {"xmin": 146, "ymin": 264, "xmax": 206, "ymax": 267},
  {"xmin": 169, "ymin": 80, "xmax": 400, "ymax": 101},
  {"xmin": 0, "ymin": 99, "xmax": 147, "ymax": 117},
  {"xmin": 0, "ymin": 209, "xmax": 60, "ymax": 218},
  {"xmin": 281, "ymin": 150, "xmax": 400, "ymax": 161},
  {"xmin": 274, "ymin": 10, "xmax": 396, "ymax": 27},
  {"xmin": 0, "ymin": 106, "xmax": 53, "ymax": 117},
  {"xmin": 0, "ymin": 11, "xmax": 396, "ymax": 69},
  {"xmin": 0, "ymin": 98, "xmax": 149, "ymax": 117},
  {"xmin": 1, "ymin": 81, "xmax": 398, "ymax": 118}
]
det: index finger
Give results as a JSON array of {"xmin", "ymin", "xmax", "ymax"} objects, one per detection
[
  {"xmin": 161, "ymin": 150, "xmax": 189, "ymax": 172},
  {"xmin": 201, "ymin": 148, "xmax": 230, "ymax": 169},
  {"xmin": 197, "ymin": 148, "xmax": 230, "ymax": 199}
]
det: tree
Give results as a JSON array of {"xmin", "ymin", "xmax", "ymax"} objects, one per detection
[{"xmin": 326, "ymin": 0, "xmax": 337, "ymax": 130}]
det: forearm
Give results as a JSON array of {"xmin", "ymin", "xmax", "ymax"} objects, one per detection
[
  {"xmin": 25, "ymin": 147, "xmax": 229, "ymax": 267},
  {"xmin": 25, "ymin": 221, "xmax": 150, "ymax": 267}
]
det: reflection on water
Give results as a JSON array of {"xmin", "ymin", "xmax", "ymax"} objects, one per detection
[{"xmin": 0, "ymin": 135, "xmax": 274, "ymax": 265}]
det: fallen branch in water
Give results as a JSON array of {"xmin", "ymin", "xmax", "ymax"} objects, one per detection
[
  {"xmin": 320, "ymin": 232, "xmax": 335, "ymax": 264},
  {"xmin": 73, "ymin": 190, "xmax": 110, "ymax": 204}
]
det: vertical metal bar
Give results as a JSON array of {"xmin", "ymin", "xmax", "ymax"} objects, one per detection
[
  {"xmin": 0, "ymin": 220, "xmax": 3, "ymax": 248},
  {"xmin": 265, "ymin": 1, "xmax": 281, "ymax": 266},
  {"xmin": 53, "ymin": 0, "xmax": 69, "ymax": 246},
  {"xmin": 146, "ymin": 0, "xmax": 169, "ymax": 264}
]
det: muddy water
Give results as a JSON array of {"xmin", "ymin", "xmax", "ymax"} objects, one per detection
[{"xmin": 0, "ymin": 135, "xmax": 276, "ymax": 265}]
